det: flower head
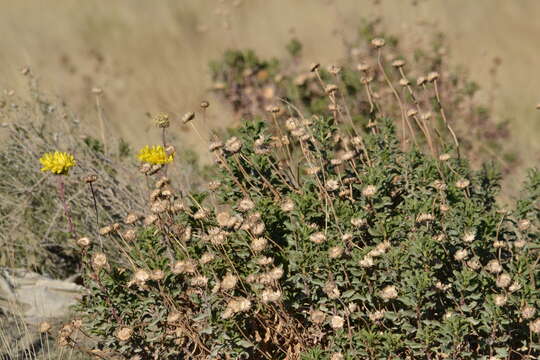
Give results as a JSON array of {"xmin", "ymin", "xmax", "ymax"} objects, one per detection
[
  {"xmin": 137, "ymin": 145, "xmax": 174, "ymax": 165},
  {"xmin": 39, "ymin": 151, "xmax": 76, "ymax": 175}
]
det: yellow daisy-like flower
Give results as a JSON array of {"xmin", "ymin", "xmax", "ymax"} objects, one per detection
[
  {"xmin": 137, "ymin": 145, "xmax": 174, "ymax": 165},
  {"xmin": 39, "ymin": 151, "xmax": 76, "ymax": 175}
]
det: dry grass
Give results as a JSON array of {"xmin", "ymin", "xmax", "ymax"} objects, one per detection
[{"xmin": 0, "ymin": 0, "xmax": 538, "ymax": 177}]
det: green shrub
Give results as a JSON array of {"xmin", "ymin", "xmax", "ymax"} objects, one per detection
[{"xmin": 77, "ymin": 110, "xmax": 539, "ymax": 358}]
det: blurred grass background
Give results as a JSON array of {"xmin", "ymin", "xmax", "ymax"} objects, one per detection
[{"xmin": 0, "ymin": 0, "xmax": 538, "ymax": 171}]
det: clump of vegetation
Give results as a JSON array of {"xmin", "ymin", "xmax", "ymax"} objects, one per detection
[
  {"xmin": 210, "ymin": 20, "xmax": 514, "ymax": 176},
  {"xmin": 73, "ymin": 61, "xmax": 539, "ymax": 357}
]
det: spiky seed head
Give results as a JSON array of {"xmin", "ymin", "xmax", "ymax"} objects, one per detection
[
  {"xmin": 281, "ymin": 198, "xmax": 295, "ymax": 212},
  {"xmin": 76, "ymin": 237, "xmax": 91, "ymax": 248},
  {"xmin": 325, "ymin": 179, "xmax": 339, "ymax": 191},
  {"xmin": 463, "ymin": 230, "xmax": 476, "ymax": 243},
  {"xmin": 509, "ymin": 281, "xmax": 522, "ymax": 292},
  {"xmin": 261, "ymin": 289, "xmax": 282, "ymax": 303},
  {"xmin": 371, "ymin": 38, "xmax": 385, "ymax": 48},
  {"xmin": 193, "ymin": 208, "xmax": 209, "ymax": 220},
  {"xmin": 171, "ymin": 259, "xmax": 197, "ymax": 274},
  {"xmin": 190, "ymin": 275, "xmax": 209, "ymax": 287},
  {"xmin": 331, "ymin": 315, "xmax": 344, "ymax": 329},
  {"xmin": 99, "ymin": 225, "xmax": 114, "ymax": 235},
  {"xmin": 216, "ymin": 211, "xmax": 231, "ymax": 227},
  {"xmin": 151, "ymin": 200, "xmax": 168, "ymax": 214},
  {"xmin": 182, "ymin": 112, "xmax": 195, "ymax": 124},
  {"xmin": 238, "ymin": 198, "xmax": 255, "ymax": 212},
  {"xmin": 116, "ymin": 327, "xmax": 133, "ymax": 342},
  {"xmin": 256, "ymin": 256, "xmax": 274, "ymax": 266},
  {"xmin": 466, "ymin": 259, "xmax": 481, "ymax": 270},
  {"xmin": 362, "ymin": 185, "xmax": 377, "ymax": 197},
  {"xmin": 269, "ymin": 266, "xmax": 284, "ymax": 280},
  {"xmin": 328, "ymin": 246, "xmax": 344, "ymax": 259},
  {"xmin": 153, "ymin": 112, "xmax": 170, "ymax": 128}
]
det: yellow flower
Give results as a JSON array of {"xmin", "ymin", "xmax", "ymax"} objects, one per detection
[
  {"xmin": 39, "ymin": 151, "xmax": 76, "ymax": 175},
  {"xmin": 137, "ymin": 145, "xmax": 174, "ymax": 165}
]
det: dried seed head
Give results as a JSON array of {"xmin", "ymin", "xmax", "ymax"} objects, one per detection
[
  {"xmin": 509, "ymin": 281, "xmax": 522, "ymax": 293},
  {"xmin": 325, "ymin": 179, "xmax": 340, "ymax": 192},
  {"xmin": 494, "ymin": 294, "xmax": 507, "ymax": 307},
  {"xmin": 380, "ymin": 285, "xmax": 398, "ymax": 300},
  {"xmin": 124, "ymin": 213, "xmax": 141, "ymax": 225},
  {"xmin": 466, "ymin": 258, "xmax": 481, "ymax": 270},
  {"xmin": 150, "ymin": 269, "xmax": 165, "ymax": 281},
  {"xmin": 207, "ymin": 180, "xmax": 221, "ymax": 191},
  {"xmin": 435, "ymin": 281, "xmax": 451, "ymax": 291},
  {"xmin": 462, "ymin": 230, "xmax": 476, "ymax": 243},
  {"xmin": 406, "ymin": 109, "xmax": 418, "ymax": 117},
  {"xmin": 261, "ymin": 289, "xmax": 282, "ymax": 303},
  {"xmin": 340, "ymin": 151, "xmax": 355, "ymax": 161},
  {"xmin": 309, "ymin": 232, "xmax": 326, "ymax": 244},
  {"xmin": 84, "ymin": 174, "xmax": 98, "ymax": 183},
  {"xmin": 193, "ymin": 208, "xmax": 209, "ymax": 220},
  {"xmin": 182, "ymin": 111, "xmax": 195, "ymax": 124},
  {"xmin": 256, "ymin": 256, "xmax": 274, "ymax": 266},
  {"xmin": 440, "ymin": 204, "xmax": 450, "ymax": 212},
  {"xmin": 427, "ymin": 72, "xmax": 440, "ymax": 82},
  {"xmin": 99, "ymin": 225, "xmax": 114, "ymax": 236},
  {"xmin": 371, "ymin": 38, "xmax": 385, "ymax": 48},
  {"xmin": 362, "ymin": 185, "xmax": 377, "ymax": 197},
  {"xmin": 116, "ymin": 327, "xmax": 133, "ymax": 341},
  {"xmin": 455, "ymin": 179, "xmax": 470, "ymax": 189},
  {"xmin": 76, "ymin": 237, "xmax": 91, "ymax": 248},
  {"xmin": 200, "ymin": 100, "xmax": 210, "ymax": 109},
  {"xmin": 392, "ymin": 59, "xmax": 405, "ymax": 68},
  {"xmin": 439, "ymin": 153, "xmax": 451, "ymax": 161},
  {"xmin": 92, "ymin": 252, "xmax": 108, "ymax": 270},
  {"xmin": 399, "ymin": 78, "xmax": 410, "ymax": 86},
  {"xmin": 486, "ymin": 259, "xmax": 503, "ymax": 274},
  {"xmin": 309, "ymin": 63, "xmax": 320, "ymax": 72},
  {"xmin": 200, "ymin": 252, "xmax": 215, "ymax": 265},
  {"xmin": 432, "ymin": 180, "xmax": 447, "ymax": 191},
  {"xmin": 310, "ymin": 310, "xmax": 326, "ymax": 324},
  {"xmin": 39, "ymin": 321, "xmax": 52, "ymax": 333},
  {"xmin": 416, "ymin": 213, "xmax": 435, "ymax": 223},
  {"xmin": 238, "ymin": 198, "xmax": 255, "ymax": 212},
  {"xmin": 522, "ymin": 305, "xmax": 536, "ymax": 319},
  {"xmin": 329, "ymin": 245, "xmax": 344, "ymax": 259},
  {"xmin": 331, "ymin": 315, "xmax": 344, "ymax": 329},
  {"xmin": 171, "ymin": 259, "xmax": 197, "ymax": 274},
  {"xmin": 281, "ymin": 198, "xmax": 295, "ymax": 212},
  {"xmin": 209, "ymin": 140, "xmax": 224, "ymax": 152},
  {"xmin": 496, "ymin": 273, "xmax": 512, "ymax": 288},
  {"xmin": 251, "ymin": 221, "xmax": 266, "ymax": 236},
  {"xmin": 369, "ymin": 310, "xmax": 385, "ymax": 322},
  {"xmin": 325, "ymin": 84, "xmax": 338, "ymax": 94},
  {"xmin": 351, "ymin": 217, "xmax": 367, "ymax": 227},
  {"xmin": 518, "ymin": 219, "xmax": 531, "ymax": 231},
  {"xmin": 190, "ymin": 275, "xmax": 209, "ymax": 287},
  {"xmin": 357, "ymin": 62, "xmax": 370, "ymax": 72},
  {"xmin": 267, "ymin": 105, "xmax": 280, "ymax": 114},
  {"xmin": 224, "ymin": 136, "xmax": 242, "ymax": 153},
  {"xmin": 514, "ymin": 239, "xmax": 527, "ymax": 248},
  {"xmin": 359, "ymin": 256, "xmax": 374, "ymax": 268},
  {"xmin": 251, "ymin": 237, "xmax": 268, "ymax": 253},
  {"xmin": 167, "ymin": 311, "xmax": 182, "ymax": 325},
  {"xmin": 144, "ymin": 214, "xmax": 158, "ymax": 226},
  {"xmin": 153, "ymin": 112, "xmax": 170, "ymax": 128},
  {"xmin": 324, "ymin": 281, "xmax": 341, "ymax": 299},
  {"xmin": 328, "ymin": 64, "xmax": 341, "ymax": 75},
  {"xmin": 530, "ymin": 319, "xmax": 540, "ymax": 334},
  {"xmin": 221, "ymin": 273, "xmax": 238, "ymax": 290},
  {"xmin": 454, "ymin": 249, "xmax": 468, "ymax": 261},
  {"xmin": 133, "ymin": 269, "xmax": 150, "ymax": 284},
  {"xmin": 155, "ymin": 176, "xmax": 170, "ymax": 188},
  {"xmin": 151, "ymin": 200, "xmax": 168, "ymax": 214},
  {"xmin": 139, "ymin": 163, "xmax": 152, "ymax": 174},
  {"xmin": 269, "ymin": 266, "xmax": 284, "ymax": 280},
  {"xmin": 416, "ymin": 76, "xmax": 427, "ymax": 86},
  {"xmin": 216, "ymin": 211, "xmax": 231, "ymax": 227},
  {"xmin": 123, "ymin": 229, "xmax": 137, "ymax": 241}
]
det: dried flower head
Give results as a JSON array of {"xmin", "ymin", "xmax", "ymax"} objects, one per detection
[
  {"xmin": 362, "ymin": 185, "xmax": 377, "ymax": 197},
  {"xmin": 371, "ymin": 38, "xmax": 385, "ymax": 48},
  {"xmin": 427, "ymin": 72, "xmax": 440, "ymax": 82},
  {"xmin": 150, "ymin": 269, "xmax": 165, "ymax": 281},
  {"xmin": 92, "ymin": 252, "xmax": 108, "ymax": 270},
  {"xmin": 463, "ymin": 230, "xmax": 476, "ymax": 243},
  {"xmin": 518, "ymin": 219, "xmax": 531, "ymax": 231},
  {"xmin": 351, "ymin": 217, "xmax": 367, "ymax": 227},
  {"xmin": 369, "ymin": 310, "xmax": 385, "ymax": 322},
  {"xmin": 522, "ymin": 305, "xmax": 536, "ymax": 320},
  {"xmin": 494, "ymin": 294, "xmax": 507, "ymax": 307},
  {"xmin": 329, "ymin": 245, "xmax": 344, "ymax": 259},
  {"xmin": 171, "ymin": 259, "xmax": 197, "ymax": 274},
  {"xmin": 116, "ymin": 327, "xmax": 133, "ymax": 341},
  {"xmin": 486, "ymin": 259, "xmax": 503, "ymax": 274},
  {"xmin": 123, "ymin": 229, "xmax": 137, "ymax": 241},
  {"xmin": 454, "ymin": 249, "xmax": 468, "ymax": 261},
  {"xmin": 200, "ymin": 100, "xmax": 210, "ymax": 109},
  {"xmin": 331, "ymin": 315, "xmax": 344, "ymax": 329},
  {"xmin": 380, "ymin": 285, "xmax": 398, "ymax": 300},
  {"xmin": 124, "ymin": 213, "xmax": 141, "ymax": 225},
  {"xmin": 221, "ymin": 273, "xmax": 238, "ymax": 290},
  {"xmin": 76, "ymin": 237, "xmax": 91, "ymax": 248},
  {"xmin": 251, "ymin": 237, "xmax": 268, "ymax": 253},
  {"xmin": 144, "ymin": 214, "xmax": 158, "ymax": 226},
  {"xmin": 238, "ymin": 198, "xmax": 255, "ymax": 212},
  {"xmin": 39, "ymin": 151, "xmax": 76, "ymax": 175},
  {"xmin": 496, "ymin": 273, "xmax": 512, "ymax": 288},
  {"xmin": 455, "ymin": 179, "xmax": 470, "ymax": 189},
  {"xmin": 261, "ymin": 289, "xmax": 282, "ymax": 303},
  {"xmin": 326, "ymin": 179, "xmax": 339, "ymax": 191},
  {"xmin": 39, "ymin": 321, "xmax": 52, "ymax": 333},
  {"xmin": 84, "ymin": 174, "xmax": 97, "ymax": 183},
  {"xmin": 137, "ymin": 145, "xmax": 174, "ymax": 165},
  {"xmin": 392, "ymin": 59, "xmax": 405, "ymax": 68},
  {"xmin": 153, "ymin": 112, "xmax": 170, "ymax": 128},
  {"xmin": 530, "ymin": 319, "xmax": 540, "ymax": 334},
  {"xmin": 309, "ymin": 232, "xmax": 326, "ymax": 244},
  {"xmin": 224, "ymin": 137, "xmax": 243, "ymax": 153},
  {"xmin": 182, "ymin": 111, "xmax": 195, "ymax": 124},
  {"xmin": 200, "ymin": 252, "xmax": 215, "ymax": 265}
]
